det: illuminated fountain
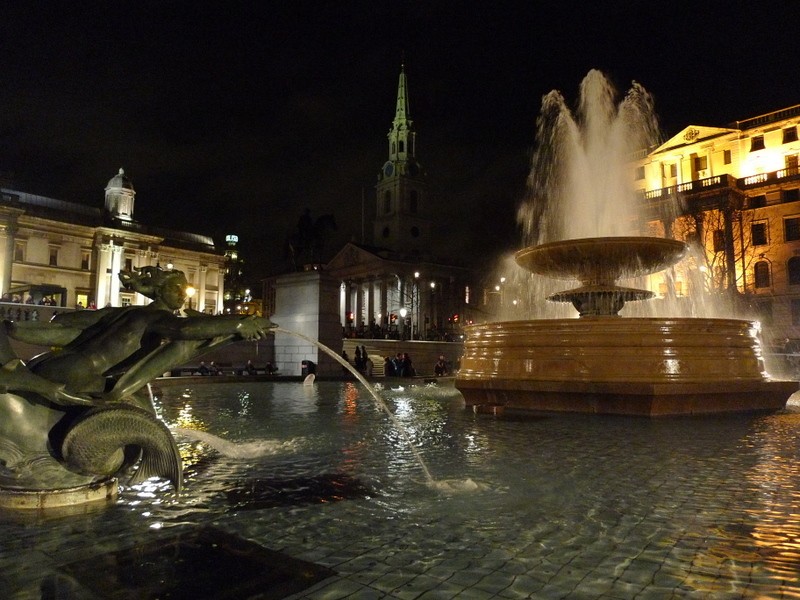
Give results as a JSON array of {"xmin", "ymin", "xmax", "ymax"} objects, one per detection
[{"xmin": 455, "ymin": 71, "xmax": 796, "ymax": 416}]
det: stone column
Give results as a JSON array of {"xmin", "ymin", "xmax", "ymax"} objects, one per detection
[
  {"xmin": 109, "ymin": 244, "xmax": 123, "ymax": 306},
  {"xmin": 367, "ymin": 277, "xmax": 375, "ymax": 331},
  {"xmin": 95, "ymin": 242, "xmax": 112, "ymax": 307},
  {"xmin": 198, "ymin": 265, "xmax": 208, "ymax": 312},
  {"xmin": 0, "ymin": 219, "xmax": 17, "ymax": 296},
  {"xmin": 380, "ymin": 278, "xmax": 389, "ymax": 330},
  {"xmin": 355, "ymin": 279, "xmax": 364, "ymax": 330}
]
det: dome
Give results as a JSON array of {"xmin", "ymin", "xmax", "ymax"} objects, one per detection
[{"xmin": 105, "ymin": 167, "xmax": 134, "ymax": 191}]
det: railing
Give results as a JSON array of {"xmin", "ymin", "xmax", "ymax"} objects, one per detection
[
  {"xmin": 0, "ymin": 302, "xmax": 74, "ymax": 322},
  {"xmin": 644, "ymin": 169, "xmax": 800, "ymax": 200}
]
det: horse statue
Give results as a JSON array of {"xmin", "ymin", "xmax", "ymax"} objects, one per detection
[{"xmin": 285, "ymin": 212, "xmax": 337, "ymax": 270}]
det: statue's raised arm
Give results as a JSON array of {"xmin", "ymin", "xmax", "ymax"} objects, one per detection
[{"xmin": 0, "ymin": 265, "xmax": 277, "ymax": 496}]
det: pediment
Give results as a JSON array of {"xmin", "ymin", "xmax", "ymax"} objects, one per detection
[
  {"xmin": 653, "ymin": 125, "xmax": 737, "ymax": 154},
  {"xmin": 326, "ymin": 243, "xmax": 384, "ymax": 271}
]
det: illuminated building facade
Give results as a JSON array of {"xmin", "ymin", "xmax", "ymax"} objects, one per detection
[
  {"xmin": 0, "ymin": 168, "xmax": 225, "ymax": 311},
  {"xmin": 634, "ymin": 104, "xmax": 800, "ymax": 340}
]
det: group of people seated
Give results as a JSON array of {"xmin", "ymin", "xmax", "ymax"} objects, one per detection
[{"xmin": 193, "ymin": 360, "xmax": 277, "ymax": 376}]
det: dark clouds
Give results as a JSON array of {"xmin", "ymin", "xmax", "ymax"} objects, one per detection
[{"xmin": 1, "ymin": 2, "xmax": 798, "ymax": 281}]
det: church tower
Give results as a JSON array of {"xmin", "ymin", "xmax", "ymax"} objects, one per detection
[{"xmin": 373, "ymin": 64, "xmax": 431, "ymax": 257}]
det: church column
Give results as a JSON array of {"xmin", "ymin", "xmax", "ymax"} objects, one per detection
[
  {"xmin": 380, "ymin": 277, "xmax": 389, "ymax": 331},
  {"xmin": 355, "ymin": 279, "xmax": 365, "ymax": 331},
  {"xmin": 343, "ymin": 280, "xmax": 352, "ymax": 332},
  {"xmin": 367, "ymin": 277, "xmax": 376, "ymax": 332}
]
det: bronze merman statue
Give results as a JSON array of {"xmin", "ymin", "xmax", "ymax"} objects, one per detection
[{"xmin": 0, "ymin": 266, "xmax": 275, "ymax": 497}]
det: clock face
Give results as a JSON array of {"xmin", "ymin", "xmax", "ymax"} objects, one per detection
[{"xmin": 384, "ymin": 162, "xmax": 394, "ymax": 176}]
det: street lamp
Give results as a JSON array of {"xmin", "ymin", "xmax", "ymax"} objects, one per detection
[{"xmin": 185, "ymin": 285, "xmax": 196, "ymax": 311}]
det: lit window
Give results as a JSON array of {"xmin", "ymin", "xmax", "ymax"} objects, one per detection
[
  {"xmin": 783, "ymin": 127, "xmax": 798, "ymax": 144},
  {"xmin": 750, "ymin": 135, "xmax": 765, "ymax": 151},
  {"xmin": 753, "ymin": 261, "xmax": 770, "ymax": 289},
  {"xmin": 693, "ymin": 156, "xmax": 708, "ymax": 171},
  {"xmin": 712, "ymin": 229, "xmax": 725, "ymax": 252},
  {"xmin": 789, "ymin": 257, "xmax": 800, "ymax": 285},
  {"xmin": 751, "ymin": 222, "xmax": 768, "ymax": 246},
  {"xmin": 785, "ymin": 217, "xmax": 800, "ymax": 242}
]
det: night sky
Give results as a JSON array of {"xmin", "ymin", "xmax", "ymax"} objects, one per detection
[{"xmin": 2, "ymin": 2, "xmax": 798, "ymax": 283}]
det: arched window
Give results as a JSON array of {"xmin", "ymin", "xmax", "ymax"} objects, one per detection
[
  {"xmin": 754, "ymin": 261, "xmax": 771, "ymax": 289},
  {"xmin": 788, "ymin": 256, "xmax": 800, "ymax": 285}
]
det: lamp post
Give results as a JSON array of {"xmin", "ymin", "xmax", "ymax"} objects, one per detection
[{"xmin": 185, "ymin": 285, "xmax": 196, "ymax": 311}]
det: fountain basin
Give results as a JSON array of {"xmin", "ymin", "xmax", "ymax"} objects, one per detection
[{"xmin": 455, "ymin": 318, "xmax": 797, "ymax": 416}]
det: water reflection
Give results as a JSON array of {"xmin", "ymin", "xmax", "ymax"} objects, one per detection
[{"xmin": 3, "ymin": 381, "xmax": 800, "ymax": 598}]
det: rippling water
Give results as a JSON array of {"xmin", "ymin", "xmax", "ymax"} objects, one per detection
[{"xmin": 2, "ymin": 381, "xmax": 800, "ymax": 599}]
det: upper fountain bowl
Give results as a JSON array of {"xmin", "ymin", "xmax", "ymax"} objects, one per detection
[{"xmin": 515, "ymin": 237, "xmax": 688, "ymax": 285}]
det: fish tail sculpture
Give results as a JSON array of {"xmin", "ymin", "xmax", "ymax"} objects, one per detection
[{"xmin": 61, "ymin": 404, "xmax": 183, "ymax": 492}]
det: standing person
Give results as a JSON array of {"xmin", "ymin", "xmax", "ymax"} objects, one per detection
[
  {"xmin": 393, "ymin": 352, "xmax": 405, "ymax": 377},
  {"xmin": 402, "ymin": 352, "xmax": 415, "ymax": 377},
  {"xmin": 434, "ymin": 355, "xmax": 449, "ymax": 377},
  {"xmin": 354, "ymin": 346, "xmax": 363, "ymax": 372},
  {"xmin": 364, "ymin": 355, "xmax": 374, "ymax": 377},
  {"xmin": 384, "ymin": 356, "xmax": 396, "ymax": 377}
]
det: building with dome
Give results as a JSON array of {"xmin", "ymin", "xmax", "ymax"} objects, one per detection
[{"xmin": 0, "ymin": 168, "xmax": 225, "ymax": 312}]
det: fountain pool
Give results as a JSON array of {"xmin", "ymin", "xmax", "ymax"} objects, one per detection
[{"xmin": 3, "ymin": 380, "xmax": 800, "ymax": 598}]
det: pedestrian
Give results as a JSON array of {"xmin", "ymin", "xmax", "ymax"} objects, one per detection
[
  {"xmin": 434, "ymin": 355, "xmax": 449, "ymax": 377},
  {"xmin": 384, "ymin": 356, "xmax": 396, "ymax": 377}
]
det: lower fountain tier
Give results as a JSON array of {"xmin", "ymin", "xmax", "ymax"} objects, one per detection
[{"xmin": 455, "ymin": 318, "xmax": 797, "ymax": 416}]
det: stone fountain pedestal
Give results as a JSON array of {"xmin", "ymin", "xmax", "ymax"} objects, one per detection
[{"xmin": 456, "ymin": 237, "xmax": 797, "ymax": 416}]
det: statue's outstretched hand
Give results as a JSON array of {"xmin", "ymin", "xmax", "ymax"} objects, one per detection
[{"xmin": 234, "ymin": 316, "xmax": 277, "ymax": 341}]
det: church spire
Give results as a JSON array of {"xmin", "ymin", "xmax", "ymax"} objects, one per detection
[
  {"xmin": 392, "ymin": 63, "xmax": 412, "ymax": 130},
  {"xmin": 387, "ymin": 63, "xmax": 416, "ymax": 162},
  {"xmin": 374, "ymin": 63, "xmax": 429, "ymax": 257}
]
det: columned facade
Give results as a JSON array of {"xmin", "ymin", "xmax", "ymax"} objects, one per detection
[{"xmin": 0, "ymin": 169, "xmax": 226, "ymax": 310}]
